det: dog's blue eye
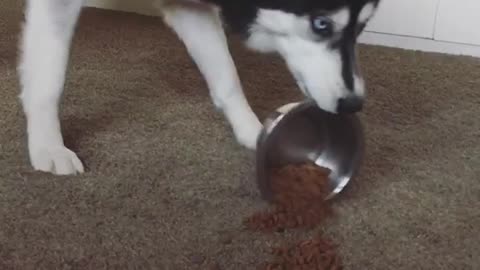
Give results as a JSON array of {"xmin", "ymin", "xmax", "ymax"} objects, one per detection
[{"xmin": 311, "ymin": 16, "xmax": 333, "ymax": 36}]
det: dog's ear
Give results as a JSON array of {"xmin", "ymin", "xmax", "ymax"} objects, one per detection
[{"xmin": 356, "ymin": 1, "xmax": 378, "ymax": 25}]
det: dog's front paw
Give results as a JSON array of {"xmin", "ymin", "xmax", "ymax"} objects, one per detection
[
  {"xmin": 29, "ymin": 145, "xmax": 84, "ymax": 175},
  {"xmin": 233, "ymin": 118, "xmax": 263, "ymax": 150}
]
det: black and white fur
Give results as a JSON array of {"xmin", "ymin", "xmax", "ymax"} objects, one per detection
[{"xmin": 18, "ymin": 0, "xmax": 380, "ymax": 175}]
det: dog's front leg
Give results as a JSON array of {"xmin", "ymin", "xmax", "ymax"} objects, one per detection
[
  {"xmin": 160, "ymin": 2, "xmax": 262, "ymax": 149},
  {"xmin": 18, "ymin": 0, "xmax": 85, "ymax": 175}
]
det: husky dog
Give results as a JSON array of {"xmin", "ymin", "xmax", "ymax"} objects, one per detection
[{"xmin": 18, "ymin": 0, "xmax": 379, "ymax": 175}]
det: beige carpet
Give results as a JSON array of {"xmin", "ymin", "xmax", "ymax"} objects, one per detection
[{"xmin": 1, "ymin": 2, "xmax": 479, "ymax": 269}]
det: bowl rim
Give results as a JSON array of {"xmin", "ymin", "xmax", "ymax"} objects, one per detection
[{"xmin": 255, "ymin": 99, "xmax": 366, "ymax": 202}]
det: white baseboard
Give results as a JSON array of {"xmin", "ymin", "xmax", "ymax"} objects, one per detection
[
  {"xmin": 85, "ymin": 0, "xmax": 156, "ymax": 16},
  {"xmin": 359, "ymin": 31, "xmax": 480, "ymax": 58}
]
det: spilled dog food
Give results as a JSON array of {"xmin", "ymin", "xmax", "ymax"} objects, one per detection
[
  {"xmin": 244, "ymin": 162, "xmax": 342, "ymax": 270},
  {"xmin": 262, "ymin": 234, "xmax": 342, "ymax": 270},
  {"xmin": 245, "ymin": 162, "xmax": 333, "ymax": 232}
]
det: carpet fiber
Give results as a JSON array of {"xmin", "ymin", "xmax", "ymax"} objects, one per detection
[{"xmin": 1, "ymin": 2, "xmax": 479, "ymax": 269}]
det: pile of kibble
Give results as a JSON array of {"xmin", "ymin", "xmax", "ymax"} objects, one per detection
[
  {"xmin": 244, "ymin": 162, "xmax": 341, "ymax": 270},
  {"xmin": 263, "ymin": 235, "xmax": 342, "ymax": 270}
]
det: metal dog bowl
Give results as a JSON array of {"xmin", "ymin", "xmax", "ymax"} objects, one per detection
[{"xmin": 256, "ymin": 99, "xmax": 365, "ymax": 201}]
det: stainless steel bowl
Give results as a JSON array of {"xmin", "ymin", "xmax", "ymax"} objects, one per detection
[{"xmin": 256, "ymin": 99, "xmax": 365, "ymax": 201}]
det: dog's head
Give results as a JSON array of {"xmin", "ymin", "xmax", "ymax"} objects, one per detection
[{"xmin": 214, "ymin": 0, "xmax": 380, "ymax": 114}]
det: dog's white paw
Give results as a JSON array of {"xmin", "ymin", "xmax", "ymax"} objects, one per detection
[
  {"xmin": 30, "ymin": 145, "xmax": 84, "ymax": 175},
  {"xmin": 233, "ymin": 118, "xmax": 263, "ymax": 150}
]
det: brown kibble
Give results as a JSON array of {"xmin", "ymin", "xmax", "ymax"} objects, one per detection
[
  {"xmin": 219, "ymin": 233, "xmax": 233, "ymax": 245},
  {"xmin": 259, "ymin": 234, "xmax": 342, "ymax": 270},
  {"xmin": 243, "ymin": 162, "xmax": 343, "ymax": 270},
  {"xmin": 244, "ymin": 162, "xmax": 333, "ymax": 232}
]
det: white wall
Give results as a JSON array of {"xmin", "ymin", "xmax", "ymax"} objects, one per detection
[
  {"xmin": 361, "ymin": 0, "xmax": 480, "ymax": 58},
  {"xmin": 85, "ymin": 0, "xmax": 480, "ymax": 58},
  {"xmin": 365, "ymin": 0, "xmax": 440, "ymax": 39}
]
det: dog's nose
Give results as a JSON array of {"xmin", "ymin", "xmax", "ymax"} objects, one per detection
[{"xmin": 337, "ymin": 96, "xmax": 364, "ymax": 114}]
